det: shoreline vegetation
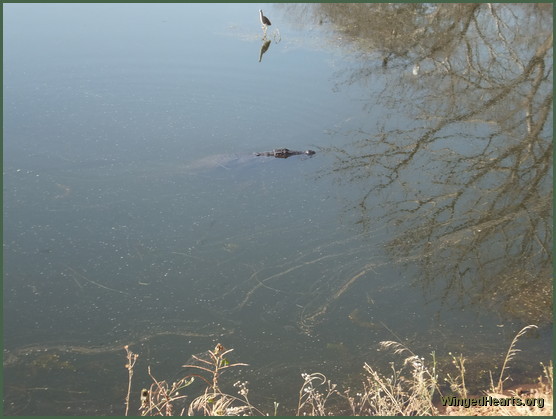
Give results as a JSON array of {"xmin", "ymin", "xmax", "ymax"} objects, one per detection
[{"xmin": 124, "ymin": 325, "xmax": 552, "ymax": 416}]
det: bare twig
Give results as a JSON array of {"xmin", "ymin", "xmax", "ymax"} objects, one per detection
[{"xmin": 124, "ymin": 345, "xmax": 139, "ymax": 416}]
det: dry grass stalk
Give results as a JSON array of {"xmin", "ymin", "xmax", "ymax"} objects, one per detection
[
  {"xmin": 495, "ymin": 325, "xmax": 538, "ymax": 392},
  {"xmin": 138, "ymin": 366, "xmax": 194, "ymax": 416},
  {"xmin": 355, "ymin": 357, "xmax": 440, "ymax": 415},
  {"xmin": 296, "ymin": 372, "xmax": 341, "ymax": 416},
  {"xmin": 445, "ymin": 362, "xmax": 553, "ymax": 416},
  {"xmin": 188, "ymin": 389, "xmax": 258, "ymax": 416},
  {"xmin": 445, "ymin": 352, "xmax": 468, "ymax": 399},
  {"xmin": 124, "ymin": 345, "xmax": 139, "ymax": 416},
  {"xmin": 123, "ymin": 327, "xmax": 550, "ymax": 416}
]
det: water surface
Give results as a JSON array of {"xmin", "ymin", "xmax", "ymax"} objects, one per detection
[{"xmin": 3, "ymin": 3, "xmax": 552, "ymax": 415}]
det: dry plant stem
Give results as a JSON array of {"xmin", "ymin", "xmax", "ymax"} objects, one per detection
[
  {"xmin": 455, "ymin": 355, "xmax": 467, "ymax": 398},
  {"xmin": 123, "ymin": 334, "xmax": 550, "ymax": 416},
  {"xmin": 445, "ymin": 352, "xmax": 468, "ymax": 399},
  {"xmin": 370, "ymin": 363, "xmax": 403, "ymax": 413},
  {"xmin": 189, "ymin": 389, "xmax": 266, "ymax": 416},
  {"xmin": 148, "ymin": 366, "xmax": 173, "ymax": 416},
  {"xmin": 182, "ymin": 344, "xmax": 262, "ymax": 416},
  {"xmin": 373, "ymin": 341, "xmax": 442, "ymax": 415},
  {"xmin": 296, "ymin": 372, "xmax": 339, "ymax": 416},
  {"xmin": 496, "ymin": 324, "xmax": 538, "ymax": 392},
  {"xmin": 182, "ymin": 346, "xmax": 248, "ymax": 392},
  {"xmin": 140, "ymin": 367, "xmax": 193, "ymax": 416},
  {"xmin": 124, "ymin": 345, "xmax": 138, "ymax": 416}
]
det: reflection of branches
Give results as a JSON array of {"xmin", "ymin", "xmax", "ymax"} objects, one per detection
[
  {"xmin": 278, "ymin": 3, "xmax": 481, "ymax": 65},
  {"xmin": 309, "ymin": 4, "xmax": 552, "ymax": 324},
  {"xmin": 299, "ymin": 263, "xmax": 377, "ymax": 333}
]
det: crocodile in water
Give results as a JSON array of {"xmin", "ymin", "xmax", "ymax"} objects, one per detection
[{"xmin": 254, "ymin": 148, "xmax": 316, "ymax": 158}]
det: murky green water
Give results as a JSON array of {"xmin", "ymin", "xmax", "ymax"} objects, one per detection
[{"xmin": 3, "ymin": 3, "xmax": 552, "ymax": 415}]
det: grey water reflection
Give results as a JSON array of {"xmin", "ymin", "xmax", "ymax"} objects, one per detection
[
  {"xmin": 280, "ymin": 3, "xmax": 553, "ymax": 325},
  {"xmin": 3, "ymin": 3, "xmax": 553, "ymax": 416}
]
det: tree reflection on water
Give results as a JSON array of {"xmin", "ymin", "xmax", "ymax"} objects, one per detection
[{"xmin": 280, "ymin": 3, "xmax": 553, "ymax": 325}]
